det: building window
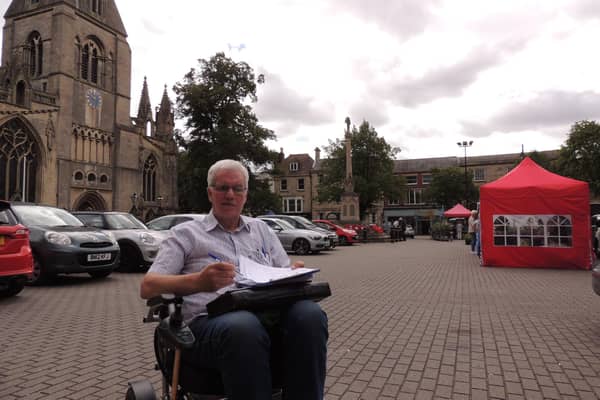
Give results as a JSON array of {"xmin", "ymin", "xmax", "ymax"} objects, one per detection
[
  {"xmin": 91, "ymin": 0, "xmax": 102, "ymax": 14},
  {"xmin": 100, "ymin": 174, "xmax": 108, "ymax": 183},
  {"xmin": 280, "ymin": 179, "xmax": 287, "ymax": 191},
  {"xmin": 26, "ymin": 32, "xmax": 43, "ymax": 77},
  {"xmin": 283, "ymin": 197, "xmax": 303, "ymax": 213},
  {"xmin": 493, "ymin": 215, "xmax": 572, "ymax": 248},
  {"xmin": 87, "ymin": 172, "xmax": 96, "ymax": 182},
  {"xmin": 289, "ymin": 162, "xmax": 298, "ymax": 171},
  {"xmin": 0, "ymin": 119, "xmax": 39, "ymax": 201},
  {"xmin": 74, "ymin": 171, "xmax": 84, "ymax": 181},
  {"xmin": 405, "ymin": 175, "xmax": 417, "ymax": 185},
  {"xmin": 79, "ymin": 38, "xmax": 104, "ymax": 85},
  {"xmin": 388, "ymin": 199, "xmax": 401, "ymax": 205},
  {"xmin": 143, "ymin": 155, "xmax": 157, "ymax": 201},
  {"xmin": 297, "ymin": 178, "xmax": 304, "ymax": 191},
  {"xmin": 474, "ymin": 168, "xmax": 485, "ymax": 181},
  {"xmin": 422, "ymin": 174, "xmax": 432, "ymax": 185},
  {"xmin": 406, "ymin": 188, "xmax": 423, "ymax": 205}
]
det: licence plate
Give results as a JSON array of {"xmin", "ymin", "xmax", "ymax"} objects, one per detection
[{"xmin": 88, "ymin": 253, "xmax": 111, "ymax": 262}]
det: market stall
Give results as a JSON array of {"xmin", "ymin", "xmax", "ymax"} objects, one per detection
[{"xmin": 479, "ymin": 157, "xmax": 591, "ymax": 270}]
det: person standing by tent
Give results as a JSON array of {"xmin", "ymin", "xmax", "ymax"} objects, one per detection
[
  {"xmin": 456, "ymin": 220, "xmax": 463, "ymax": 240},
  {"xmin": 473, "ymin": 212, "xmax": 481, "ymax": 258},
  {"xmin": 468, "ymin": 210, "xmax": 477, "ymax": 253}
]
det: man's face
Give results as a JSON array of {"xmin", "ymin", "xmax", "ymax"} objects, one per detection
[{"xmin": 208, "ymin": 169, "xmax": 247, "ymax": 221}]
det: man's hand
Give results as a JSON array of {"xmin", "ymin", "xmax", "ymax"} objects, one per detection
[
  {"xmin": 197, "ymin": 262, "xmax": 236, "ymax": 291},
  {"xmin": 291, "ymin": 260, "xmax": 305, "ymax": 269}
]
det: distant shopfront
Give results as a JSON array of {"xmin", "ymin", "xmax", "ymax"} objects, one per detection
[{"xmin": 383, "ymin": 207, "xmax": 442, "ymax": 235}]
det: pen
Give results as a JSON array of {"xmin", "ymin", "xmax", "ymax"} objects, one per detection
[{"xmin": 208, "ymin": 252, "xmax": 223, "ymax": 262}]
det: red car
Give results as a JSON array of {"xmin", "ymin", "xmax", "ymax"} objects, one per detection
[
  {"xmin": 313, "ymin": 219, "xmax": 359, "ymax": 245},
  {"xmin": 0, "ymin": 201, "xmax": 33, "ymax": 297}
]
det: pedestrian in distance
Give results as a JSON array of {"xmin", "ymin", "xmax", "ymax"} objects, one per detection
[
  {"xmin": 468, "ymin": 210, "xmax": 477, "ymax": 253},
  {"xmin": 456, "ymin": 220, "xmax": 463, "ymax": 240}
]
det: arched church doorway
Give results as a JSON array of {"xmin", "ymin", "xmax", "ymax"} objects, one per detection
[
  {"xmin": 0, "ymin": 117, "xmax": 40, "ymax": 201},
  {"xmin": 73, "ymin": 191, "xmax": 107, "ymax": 211}
]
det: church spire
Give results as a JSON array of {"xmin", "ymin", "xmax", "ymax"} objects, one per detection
[
  {"xmin": 155, "ymin": 84, "xmax": 174, "ymax": 140},
  {"xmin": 136, "ymin": 76, "xmax": 152, "ymax": 123}
]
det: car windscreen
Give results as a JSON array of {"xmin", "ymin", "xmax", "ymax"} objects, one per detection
[
  {"xmin": 105, "ymin": 214, "xmax": 147, "ymax": 230},
  {"xmin": 291, "ymin": 216, "xmax": 317, "ymax": 228},
  {"xmin": 13, "ymin": 205, "xmax": 84, "ymax": 227}
]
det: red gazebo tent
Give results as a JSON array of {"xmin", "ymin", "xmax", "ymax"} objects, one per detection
[
  {"xmin": 443, "ymin": 203, "xmax": 472, "ymax": 218},
  {"xmin": 479, "ymin": 157, "xmax": 591, "ymax": 270}
]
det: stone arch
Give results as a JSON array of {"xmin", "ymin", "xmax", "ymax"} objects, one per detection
[
  {"xmin": 0, "ymin": 115, "xmax": 44, "ymax": 202},
  {"xmin": 72, "ymin": 190, "xmax": 107, "ymax": 211}
]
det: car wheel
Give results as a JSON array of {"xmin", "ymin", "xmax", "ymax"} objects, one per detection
[
  {"xmin": 88, "ymin": 270, "xmax": 112, "ymax": 279},
  {"xmin": 292, "ymin": 239, "xmax": 310, "ymax": 255},
  {"xmin": 0, "ymin": 281, "xmax": 25, "ymax": 297},
  {"xmin": 339, "ymin": 236, "xmax": 347, "ymax": 246},
  {"xmin": 28, "ymin": 255, "xmax": 54, "ymax": 286},
  {"xmin": 119, "ymin": 243, "xmax": 144, "ymax": 272}
]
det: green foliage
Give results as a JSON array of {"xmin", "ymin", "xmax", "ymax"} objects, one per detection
[
  {"xmin": 424, "ymin": 167, "xmax": 478, "ymax": 209},
  {"xmin": 173, "ymin": 52, "xmax": 280, "ymax": 213},
  {"xmin": 554, "ymin": 120, "xmax": 600, "ymax": 196},
  {"xmin": 431, "ymin": 221, "xmax": 453, "ymax": 241},
  {"xmin": 317, "ymin": 121, "xmax": 404, "ymax": 217}
]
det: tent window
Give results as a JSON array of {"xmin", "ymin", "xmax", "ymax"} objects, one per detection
[{"xmin": 493, "ymin": 214, "xmax": 572, "ymax": 248}]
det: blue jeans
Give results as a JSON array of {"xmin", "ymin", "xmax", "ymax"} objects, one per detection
[
  {"xmin": 186, "ymin": 300, "xmax": 328, "ymax": 400},
  {"xmin": 475, "ymin": 232, "xmax": 481, "ymax": 256}
]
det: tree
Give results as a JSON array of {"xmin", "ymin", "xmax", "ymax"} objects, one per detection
[
  {"xmin": 424, "ymin": 167, "xmax": 478, "ymax": 210},
  {"xmin": 173, "ymin": 52, "xmax": 280, "ymax": 213},
  {"xmin": 554, "ymin": 120, "xmax": 600, "ymax": 196},
  {"xmin": 317, "ymin": 120, "xmax": 404, "ymax": 217}
]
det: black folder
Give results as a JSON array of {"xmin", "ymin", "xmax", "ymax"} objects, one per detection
[{"xmin": 206, "ymin": 282, "xmax": 331, "ymax": 317}]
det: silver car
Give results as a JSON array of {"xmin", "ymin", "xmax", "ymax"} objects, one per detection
[
  {"xmin": 73, "ymin": 212, "xmax": 167, "ymax": 272},
  {"xmin": 259, "ymin": 217, "xmax": 329, "ymax": 255},
  {"xmin": 146, "ymin": 213, "xmax": 206, "ymax": 231},
  {"xmin": 257, "ymin": 214, "xmax": 338, "ymax": 249}
]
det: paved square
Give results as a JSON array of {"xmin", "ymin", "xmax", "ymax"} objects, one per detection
[{"xmin": 2, "ymin": 237, "xmax": 600, "ymax": 399}]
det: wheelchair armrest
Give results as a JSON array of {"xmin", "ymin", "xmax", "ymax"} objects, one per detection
[{"xmin": 143, "ymin": 294, "xmax": 182, "ymax": 323}]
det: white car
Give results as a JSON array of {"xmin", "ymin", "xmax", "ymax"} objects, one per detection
[
  {"xmin": 73, "ymin": 212, "xmax": 168, "ymax": 272},
  {"xmin": 146, "ymin": 213, "xmax": 206, "ymax": 231}
]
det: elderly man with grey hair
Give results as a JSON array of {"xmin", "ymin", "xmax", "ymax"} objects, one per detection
[{"xmin": 141, "ymin": 159, "xmax": 328, "ymax": 400}]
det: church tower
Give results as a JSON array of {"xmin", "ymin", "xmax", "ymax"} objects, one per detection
[{"xmin": 0, "ymin": 1, "xmax": 177, "ymax": 218}]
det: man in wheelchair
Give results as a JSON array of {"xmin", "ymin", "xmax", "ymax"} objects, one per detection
[{"xmin": 140, "ymin": 159, "xmax": 328, "ymax": 400}]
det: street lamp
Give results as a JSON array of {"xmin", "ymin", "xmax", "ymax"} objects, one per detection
[{"xmin": 457, "ymin": 140, "xmax": 473, "ymax": 204}]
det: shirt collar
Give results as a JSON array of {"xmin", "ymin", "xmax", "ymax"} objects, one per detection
[{"xmin": 205, "ymin": 209, "xmax": 252, "ymax": 233}]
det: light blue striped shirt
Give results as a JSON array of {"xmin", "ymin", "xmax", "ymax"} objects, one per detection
[{"xmin": 149, "ymin": 210, "xmax": 290, "ymax": 321}]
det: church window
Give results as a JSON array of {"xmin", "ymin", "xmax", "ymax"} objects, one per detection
[
  {"xmin": 100, "ymin": 174, "xmax": 108, "ymax": 183},
  {"xmin": 91, "ymin": 0, "xmax": 103, "ymax": 15},
  {"xmin": 80, "ymin": 38, "xmax": 104, "ymax": 86},
  {"xmin": 74, "ymin": 171, "xmax": 84, "ymax": 181},
  {"xmin": 87, "ymin": 172, "xmax": 96, "ymax": 182},
  {"xmin": 0, "ymin": 119, "xmax": 39, "ymax": 201},
  {"xmin": 26, "ymin": 32, "xmax": 43, "ymax": 77},
  {"xmin": 143, "ymin": 155, "xmax": 157, "ymax": 202}
]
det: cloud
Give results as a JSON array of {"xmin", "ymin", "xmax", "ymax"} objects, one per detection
[
  {"xmin": 462, "ymin": 90, "xmax": 600, "ymax": 137},
  {"xmin": 254, "ymin": 72, "xmax": 335, "ymax": 137},
  {"xmin": 141, "ymin": 19, "xmax": 165, "ymax": 35},
  {"xmin": 568, "ymin": 0, "xmax": 600, "ymax": 19},
  {"xmin": 348, "ymin": 99, "xmax": 389, "ymax": 128},
  {"xmin": 325, "ymin": 0, "xmax": 441, "ymax": 39}
]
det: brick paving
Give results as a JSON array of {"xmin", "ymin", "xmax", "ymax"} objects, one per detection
[{"xmin": 2, "ymin": 237, "xmax": 600, "ymax": 399}]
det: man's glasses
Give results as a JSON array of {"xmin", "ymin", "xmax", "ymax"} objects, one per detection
[{"xmin": 211, "ymin": 184, "xmax": 247, "ymax": 194}]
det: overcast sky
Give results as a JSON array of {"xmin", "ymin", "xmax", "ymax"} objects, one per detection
[{"xmin": 4, "ymin": 0, "xmax": 600, "ymax": 160}]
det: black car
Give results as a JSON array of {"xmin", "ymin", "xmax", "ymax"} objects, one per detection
[{"xmin": 10, "ymin": 203, "xmax": 120, "ymax": 284}]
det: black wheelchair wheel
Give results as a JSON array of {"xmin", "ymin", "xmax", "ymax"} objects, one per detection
[{"xmin": 125, "ymin": 380, "xmax": 157, "ymax": 400}]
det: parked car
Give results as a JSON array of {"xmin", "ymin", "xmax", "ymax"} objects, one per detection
[
  {"xmin": 146, "ymin": 213, "xmax": 206, "ymax": 231},
  {"xmin": 259, "ymin": 217, "xmax": 329, "ymax": 255},
  {"xmin": 9, "ymin": 203, "xmax": 120, "ymax": 284},
  {"xmin": 73, "ymin": 211, "xmax": 167, "ymax": 272},
  {"xmin": 313, "ymin": 219, "xmax": 359, "ymax": 245},
  {"xmin": 404, "ymin": 224, "xmax": 415, "ymax": 238},
  {"xmin": 0, "ymin": 201, "xmax": 33, "ymax": 297},
  {"xmin": 257, "ymin": 214, "xmax": 337, "ymax": 248}
]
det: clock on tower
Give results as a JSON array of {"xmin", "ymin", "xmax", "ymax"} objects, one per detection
[{"xmin": 86, "ymin": 88, "xmax": 102, "ymax": 109}]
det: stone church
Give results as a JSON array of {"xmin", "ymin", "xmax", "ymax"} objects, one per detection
[{"xmin": 0, "ymin": 0, "xmax": 178, "ymax": 221}]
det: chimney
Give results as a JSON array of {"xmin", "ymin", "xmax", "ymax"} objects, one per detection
[{"xmin": 314, "ymin": 147, "xmax": 321, "ymax": 162}]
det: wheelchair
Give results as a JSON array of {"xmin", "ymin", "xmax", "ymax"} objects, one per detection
[{"xmin": 125, "ymin": 294, "xmax": 283, "ymax": 400}]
